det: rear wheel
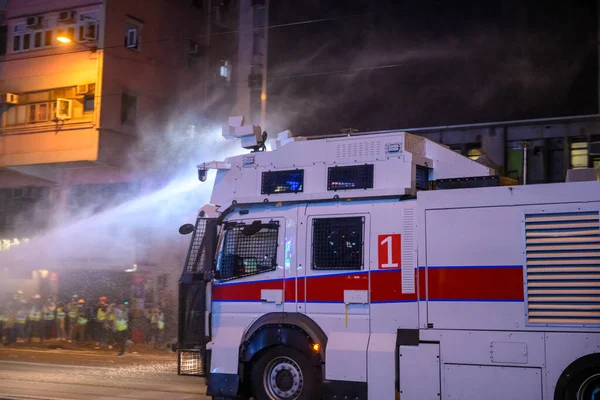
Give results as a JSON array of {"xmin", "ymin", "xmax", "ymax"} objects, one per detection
[
  {"xmin": 576, "ymin": 372, "xmax": 600, "ymax": 400},
  {"xmin": 250, "ymin": 346, "xmax": 321, "ymax": 400},
  {"xmin": 561, "ymin": 369, "xmax": 600, "ymax": 400}
]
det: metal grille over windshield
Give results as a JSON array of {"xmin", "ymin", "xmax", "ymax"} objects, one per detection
[
  {"xmin": 183, "ymin": 218, "xmax": 217, "ymax": 274},
  {"xmin": 217, "ymin": 220, "xmax": 279, "ymax": 281}
]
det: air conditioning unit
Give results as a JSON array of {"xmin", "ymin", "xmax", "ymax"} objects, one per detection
[
  {"xmin": 26, "ymin": 16, "xmax": 42, "ymax": 28},
  {"xmin": 0, "ymin": 93, "xmax": 19, "ymax": 105},
  {"xmin": 55, "ymin": 98, "xmax": 72, "ymax": 120},
  {"xmin": 590, "ymin": 141, "xmax": 600, "ymax": 156},
  {"xmin": 58, "ymin": 10, "xmax": 76, "ymax": 23},
  {"xmin": 76, "ymin": 84, "xmax": 89, "ymax": 95},
  {"xmin": 81, "ymin": 20, "xmax": 98, "ymax": 40}
]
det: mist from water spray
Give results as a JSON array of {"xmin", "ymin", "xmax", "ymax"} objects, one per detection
[{"xmin": 0, "ymin": 124, "xmax": 247, "ymax": 275}]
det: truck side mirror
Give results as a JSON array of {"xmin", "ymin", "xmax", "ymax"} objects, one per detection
[{"xmin": 179, "ymin": 223, "xmax": 195, "ymax": 235}]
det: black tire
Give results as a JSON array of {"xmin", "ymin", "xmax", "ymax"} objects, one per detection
[
  {"xmin": 250, "ymin": 345, "xmax": 322, "ymax": 400},
  {"xmin": 559, "ymin": 367, "xmax": 600, "ymax": 400}
]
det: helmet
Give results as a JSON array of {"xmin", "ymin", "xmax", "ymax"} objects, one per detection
[
  {"xmin": 33, "ymin": 294, "xmax": 41, "ymax": 299},
  {"xmin": 99, "ymin": 296, "xmax": 107, "ymax": 302},
  {"xmin": 78, "ymin": 299, "xmax": 85, "ymax": 304}
]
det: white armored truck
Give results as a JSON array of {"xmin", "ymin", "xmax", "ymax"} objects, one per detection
[{"xmin": 176, "ymin": 118, "xmax": 600, "ymax": 400}]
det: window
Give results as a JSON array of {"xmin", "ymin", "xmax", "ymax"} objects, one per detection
[
  {"xmin": 44, "ymin": 30, "xmax": 53, "ymax": 46},
  {"xmin": 83, "ymin": 95, "xmax": 94, "ymax": 112},
  {"xmin": 125, "ymin": 19, "xmax": 142, "ymax": 50},
  {"xmin": 78, "ymin": 12, "xmax": 99, "ymax": 42},
  {"xmin": 121, "ymin": 93, "xmax": 137, "ymax": 124},
  {"xmin": 219, "ymin": 60, "xmax": 231, "ymax": 81},
  {"xmin": 33, "ymin": 31, "xmax": 42, "ymax": 48},
  {"xmin": 261, "ymin": 170, "xmax": 304, "ymax": 194},
  {"xmin": 6, "ymin": 105, "xmax": 27, "ymax": 126},
  {"xmin": 311, "ymin": 217, "xmax": 364, "ymax": 270},
  {"xmin": 23, "ymin": 33, "xmax": 31, "ymax": 50},
  {"xmin": 37, "ymin": 103, "xmax": 49, "ymax": 121},
  {"xmin": 0, "ymin": 25, "xmax": 7, "ymax": 56},
  {"xmin": 216, "ymin": 220, "xmax": 279, "ymax": 281},
  {"xmin": 126, "ymin": 28, "xmax": 137, "ymax": 48},
  {"xmin": 327, "ymin": 164, "xmax": 374, "ymax": 191},
  {"xmin": 570, "ymin": 142, "xmax": 588, "ymax": 169},
  {"xmin": 13, "ymin": 35, "xmax": 21, "ymax": 52}
]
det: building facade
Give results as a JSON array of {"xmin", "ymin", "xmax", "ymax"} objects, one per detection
[
  {"xmin": 411, "ymin": 115, "xmax": 600, "ymax": 185},
  {"xmin": 0, "ymin": 0, "xmax": 210, "ymax": 311}
]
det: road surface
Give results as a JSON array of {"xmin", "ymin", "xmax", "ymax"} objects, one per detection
[{"xmin": 0, "ymin": 347, "xmax": 210, "ymax": 399}]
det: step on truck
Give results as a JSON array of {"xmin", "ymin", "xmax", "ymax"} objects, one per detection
[{"xmin": 176, "ymin": 117, "xmax": 600, "ymax": 400}]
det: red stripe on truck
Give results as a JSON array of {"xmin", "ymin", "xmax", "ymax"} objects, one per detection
[
  {"xmin": 426, "ymin": 266, "xmax": 524, "ymax": 301},
  {"xmin": 212, "ymin": 266, "xmax": 524, "ymax": 303}
]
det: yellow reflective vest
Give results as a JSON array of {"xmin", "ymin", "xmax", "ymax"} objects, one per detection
[
  {"xmin": 116, "ymin": 319, "xmax": 128, "ymax": 332},
  {"xmin": 29, "ymin": 311, "xmax": 41, "ymax": 321}
]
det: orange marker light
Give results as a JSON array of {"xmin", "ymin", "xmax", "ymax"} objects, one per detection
[{"xmin": 312, "ymin": 343, "xmax": 320, "ymax": 352}]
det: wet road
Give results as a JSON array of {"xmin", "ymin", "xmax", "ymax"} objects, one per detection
[{"xmin": 0, "ymin": 347, "xmax": 209, "ymax": 399}]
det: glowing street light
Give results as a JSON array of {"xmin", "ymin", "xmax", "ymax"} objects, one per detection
[
  {"xmin": 56, "ymin": 36, "xmax": 72, "ymax": 44},
  {"xmin": 56, "ymin": 35, "xmax": 96, "ymax": 53}
]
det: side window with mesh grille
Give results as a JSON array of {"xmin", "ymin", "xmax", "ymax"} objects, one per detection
[
  {"xmin": 216, "ymin": 220, "xmax": 279, "ymax": 281},
  {"xmin": 312, "ymin": 216, "xmax": 364, "ymax": 270}
]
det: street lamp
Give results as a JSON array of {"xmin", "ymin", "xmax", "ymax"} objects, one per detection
[
  {"xmin": 56, "ymin": 35, "xmax": 72, "ymax": 44},
  {"xmin": 56, "ymin": 35, "xmax": 97, "ymax": 53}
]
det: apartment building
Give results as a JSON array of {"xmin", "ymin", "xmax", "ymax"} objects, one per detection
[{"xmin": 0, "ymin": 0, "xmax": 210, "ymax": 307}]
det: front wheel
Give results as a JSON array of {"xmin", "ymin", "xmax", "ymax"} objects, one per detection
[{"xmin": 250, "ymin": 346, "xmax": 322, "ymax": 400}]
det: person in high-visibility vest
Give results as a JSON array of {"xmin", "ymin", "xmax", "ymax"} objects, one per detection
[
  {"xmin": 28, "ymin": 296, "xmax": 43, "ymax": 344},
  {"xmin": 0, "ymin": 303, "xmax": 6, "ymax": 344},
  {"xmin": 4, "ymin": 307, "xmax": 16, "ymax": 345},
  {"xmin": 15, "ymin": 304, "xmax": 27, "ymax": 342},
  {"xmin": 55, "ymin": 303, "xmax": 67, "ymax": 341},
  {"xmin": 75, "ymin": 299, "xmax": 89, "ymax": 343},
  {"xmin": 96, "ymin": 304, "xmax": 107, "ymax": 348},
  {"xmin": 105, "ymin": 304, "xmax": 116, "ymax": 349},
  {"xmin": 114, "ymin": 303, "xmax": 129, "ymax": 356},
  {"xmin": 43, "ymin": 297, "xmax": 56, "ymax": 340}
]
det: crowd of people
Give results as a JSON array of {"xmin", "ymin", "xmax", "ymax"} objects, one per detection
[{"xmin": 0, "ymin": 293, "xmax": 167, "ymax": 356}]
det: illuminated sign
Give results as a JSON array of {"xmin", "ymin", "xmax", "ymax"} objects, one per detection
[{"xmin": 0, "ymin": 238, "xmax": 30, "ymax": 252}]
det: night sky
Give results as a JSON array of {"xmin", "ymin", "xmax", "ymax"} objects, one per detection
[{"xmin": 266, "ymin": 0, "xmax": 598, "ymax": 136}]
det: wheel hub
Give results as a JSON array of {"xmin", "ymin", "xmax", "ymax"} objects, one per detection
[
  {"xmin": 577, "ymin": 373, "xmax": 600, "ymax": 400},
  {"xmin": 264, "ymin": 356, "xmax": 304, "ymax": 400}
]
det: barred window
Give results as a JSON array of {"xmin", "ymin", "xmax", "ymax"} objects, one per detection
[
  {"xmin": 216, "ymin": 220, "xmax": 279, "ymax": 281},
  {"xmin": 261, "ymin": 169, "xmax": 304, "ymax": 195},
  {"xmin": 328, "ymin": 164, "xmax": 374, "ymax": 191},
  {"xmin": 183, "ymin": 218, "xmax": 218, "ymax": 274},
  {"xmin": 312, "ymin": 217, "xmax": 364, "ymax": 270}
]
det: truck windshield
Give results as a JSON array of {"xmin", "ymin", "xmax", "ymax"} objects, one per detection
[{"xmin": 215, "ymin": 220, "xmax": 279, "ymax": 282}]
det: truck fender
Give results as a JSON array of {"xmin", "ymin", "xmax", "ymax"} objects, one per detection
[{"xmin": 239, "ymin": 312, "xmax": 327, "ymax": 365}]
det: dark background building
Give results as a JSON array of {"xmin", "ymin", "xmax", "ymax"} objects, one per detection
[{"xmin": 265, "ymin": 0, "xmax": 600, "ymax": 184}]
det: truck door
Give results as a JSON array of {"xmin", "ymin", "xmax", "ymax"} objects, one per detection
[{"xmin": 300, "ymin": 204, "xmax": 371, "ymax": 384}]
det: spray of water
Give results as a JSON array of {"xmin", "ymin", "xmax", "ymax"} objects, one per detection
[{"xmin": 0, "ymin": 120, "xmax": 248, "ymax": 301}]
